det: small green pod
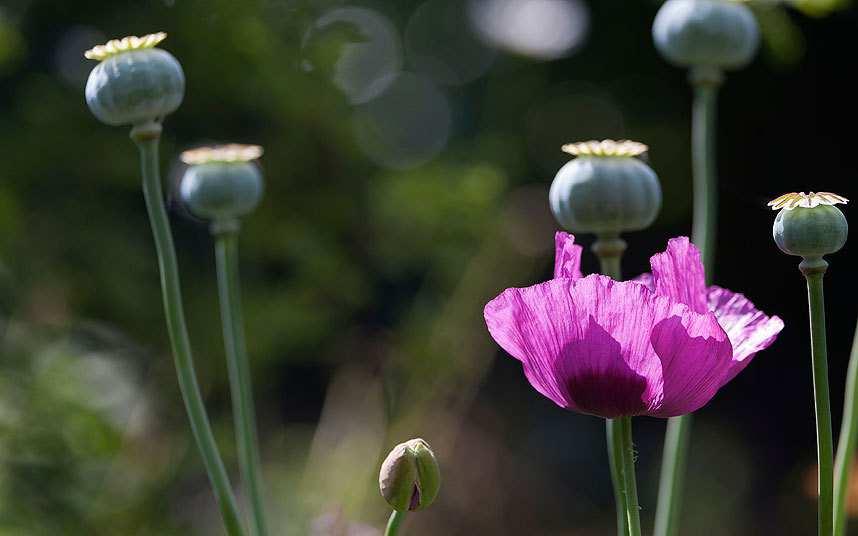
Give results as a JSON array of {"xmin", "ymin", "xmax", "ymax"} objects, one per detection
[
  {"xmin": 84, "ymin": 33, "xmax": 184, "ymax": 126},
  {"xmin": 379, "ymin": 438, "xmax": 441, "ymax": 512},
  {"xmin": 653, "ymin": 0, "xmax": 759, "ymax": 70},
  {"xmin": 550, "ymin": 140, "xmax": 662, "ymax": 235},
  {"xmin": 773, "ymin": 205, "xmax": 848, "ymax": 258},
  {"xmin": 179, "ymin": 145, "xmax": 265, "ymax": 222}
]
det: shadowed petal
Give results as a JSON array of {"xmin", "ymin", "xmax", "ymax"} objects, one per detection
[
  {"xmin": 649, "ymin": 314, "xmax": 734, "ymax": 417},
  {"xmin": 707, "ymin": 285, "xmax": 785, "ymax": 384},
  {"xmin": 649, "ymin": 236, "xmax": 708, "ymax": 314},
  {"xmin": 484, "ymin": 278, "xmax": 582, "ymax": 408},
  {"xmin": 553, "ymin": 231, "xmax": 583, "ymax": 279}
]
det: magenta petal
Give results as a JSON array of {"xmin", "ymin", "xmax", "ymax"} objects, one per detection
[
  {"xmin": 649, "ymin": 237, "xmax": 709, "ymax": 314},
  {"xmin": 649, "ymin": 314, "xmax": 734, "ymax": 417},
  {"xmin": 484, "ymin": 278, "xmax": 583, "ymax": 409},
  {"xmin": 553, "ymin": 231, "xmax": 583, "ymax": 279},
  {"xmin": 707, "ymin": 285, "xmax": 785, "ymax": 385}
]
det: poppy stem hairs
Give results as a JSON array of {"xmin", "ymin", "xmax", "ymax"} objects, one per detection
[
  {"xmin": 84, "ymin": 34, "xmax": 246, "ymax": 536},
  {"xmin": 771, "ymin": 191, "xmax": 849, "ymax": 536}
]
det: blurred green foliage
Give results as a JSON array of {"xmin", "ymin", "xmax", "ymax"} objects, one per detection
[{"xmin": 0, "ymin": 0, "xmax": 853, "ymax": 534}]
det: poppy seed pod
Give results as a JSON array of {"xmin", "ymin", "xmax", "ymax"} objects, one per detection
[
  {"xmin": 179, "ymin": 145, "xmax": 265, "ymax": 222},
  {"xmin": 770, "ymin": 192, "xmax": 849, "ymax": 259},
  {"xmin": 85, "ymin": 33, "xmax": 185, "ymax": 126},
  {"xmin": 550, "ymin": 140, "xmax": 662, "ymax": 235},
  {"xmin": 379, "ymin": 438, "xmax": 441, "ymax": 512},
  {"xmin": 653, "ymin": 0, "xmax": 759, "ymax": 71}
]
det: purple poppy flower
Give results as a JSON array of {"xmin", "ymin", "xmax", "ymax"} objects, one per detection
[{"xmin": 483, "ymin": 233, "xmax": 783, "ymax": 418}]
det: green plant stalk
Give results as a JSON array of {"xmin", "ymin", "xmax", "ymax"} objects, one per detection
[
  {"xmin": 594, "ymin": 235, "xmax": 628, "ymax": 536},
  {"xmin": 655, "ymin": 77, "xmax": 720, "ymax": 536},
  {"xmin": 803, "ymin": 263, "xmax": 834, "ymax": 536},
  {"xmin": 620, "ymin": 416, "xmax": 643, "ymax": 536},
  {"xmin": 214, "ymin": 226, "xmax": 269, "ymax": 536},
  {"xmin": 385, "ymin": 510, "xmax": 407, "ymax": 536},
  {"xmin": 132, "ymin": 124, "xmax": 245, "ymax": 536},
  {"xmin": 834, "ymin": 317, "xmax": 858, "ymax": 536}
]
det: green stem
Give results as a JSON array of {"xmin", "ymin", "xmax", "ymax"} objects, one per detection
[
  {"xmin": 802, "ymin": 259, "xmax": 834, "ymax": 536},
  {"xmin": 594, "ymin": 234, "xmax": 628, "ymax": 536},
  {"xmin": 607, "ymin": 419, "xmax": 629, "ymax": 536},
  {"xmin": 654, "ymin": 72, "xmax": 721, "ymax": 536},
  {"xmin": 834, "ymin": 317, "xmax": 858, "ymax": 536},
  {"xmin": 214, "ymin": 225, "xmax": 269, "ymax": 536},
  {"xmin": 131, "ymin": 123, "xmax": 245, "ymax": 536},
  {"xmin": 385, "ymin": 510, "xmax": 407, "ymax": 536},
  {"xmin": 620, "ymin": 416, "xmax": 642, "ymax": 536}
]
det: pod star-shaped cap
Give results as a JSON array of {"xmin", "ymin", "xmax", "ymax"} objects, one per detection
[
  {"xmin": 562, "ymin": 139, "xmax": 648, "ymax": 158},
  {"xmin": 84, "ymin": 32, "xmax": 167, "ymax": 61},
  {"xmin": 768, "ymin": 192, "xmax": 849, "ymax": 211},
  {"xmin": 181, "ymin": 144, "xmax": 264, "ymax": 165}
]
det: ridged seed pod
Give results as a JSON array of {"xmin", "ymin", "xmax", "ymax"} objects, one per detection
[
  {"xmin": 549, "ymin": 140, "xmax": 662, "ymax": 235},
  {"xmin": 85, "ymin": 33, "xmax": 185, "ymax": 126},
  {"xmin": 179, "ymin": 145, "xmax": 265, "ymax": 222},
  {"xmin": 653, "ymin": 0, "xmax": 760, "ymax": 70},
  {"xmin": 770, "ymin": 192, "xmax": 849, "ymax": 258}
]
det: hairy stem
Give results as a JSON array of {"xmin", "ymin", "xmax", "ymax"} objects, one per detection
[
  {"xmin": 214, "ymin": 226, "xmax": 269, "ymax": 536},
  {"xmin": 131, "ymin": 124, "xmax": 245, "ymax": 536},
  {"xmin": 620, "ymin": 416, "xmax": 642, "ymax": 536}
]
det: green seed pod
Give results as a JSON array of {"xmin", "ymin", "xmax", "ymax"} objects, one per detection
[
  {"xmin": 653, "ymin": 0, "xmax": 759, "ymax": 71},
  {"xmin": 180, "ymin": 145, "xmax": 265, "ymax": 222},
  {"xmin": 549, "ymin": 140, "xmax": 662, "ymax": 235},
  {"xmin": 84, "ymin": 33, "xmax": 184, "ymax": 126},
  {"xmin": 379, "ymin": 438, "xmax": 441, "ymax": 512},
  {"xmin": 770, "ymin": 192, "xmax": 849, "ymax": 258}
]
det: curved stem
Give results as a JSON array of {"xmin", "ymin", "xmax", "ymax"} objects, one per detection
[
  {"xmin": 132, "ymin": 128, "xmax": 245, "ymax": 536},
  {"xmin": 655, "ymin": 78, "xmax": 720, "ymax": 536},
  {"xmin": 834, "ymin": 318, "xmax": 858, "ymax": 536},
  {"xmin": 594, "ymin": 234, "xmax": 628, "ymax": 536},
  {"xmin": 385, "ymin": 510, "xmax": 407, "ymax": 536},
  {"xmin": 620, "ymin": 416, "xmax": 642, "ymax": 536},
  {"xmin": 215, "ymin": 227, "xmax": 269, "ymax": 536},
  {"xmin": 803, "ymin": 262, "xmax": 834, "ymax": 536}
]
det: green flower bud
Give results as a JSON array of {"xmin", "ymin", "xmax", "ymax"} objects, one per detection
[
  {"xmin": 379, "ymin": 438, "xmax": 441, "ymax": 512},
  {"xmin": 770, "ymin": 192, "xmax": 849, "ymax": 258},
  {"xmin": 549, "ymin": 140, "xmax": 662, "ymax": 235},
  {"xmin": 179, "ymin": 145, "xmax": 265, "ymax": 222},
  {"xmin": 653, "ymin": 0, "xmax": 759, "ymax": 71},
  {"xmin": 85, "ymin": 33, "xmax": 185, "ymax": 126}
]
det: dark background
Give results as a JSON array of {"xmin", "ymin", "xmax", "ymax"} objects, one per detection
[{"xmin": 1, "ymin": 0, "xmax": 856, "ymax": 534}]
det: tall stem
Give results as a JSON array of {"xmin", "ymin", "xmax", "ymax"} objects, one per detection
[
  {"xmin": 131, "ymin": 123, "xmax": 245, "ymax": 536},
  {"xmin": 655, "ymin": 70, "xmax": 721, "ymax": 536},
  {"xmin": 802, "ymin": 258, "xmax": 834, "ymax": 536},
  {"xmin": 620, "ymin": 416, "xmax": 643, "ymax": 536},
  {"xmin": 594, "ymin": 234, "xmax": 628, "ymax": 536},
  {"xmin": 214, "ymin": 225, "xmax": 269, "ymax": 536},
  {"xmin": 385, "ymin": 510, "xmax": 407, "ymax": 536},
  {"xmin": 834, "ymin": 317, "xmax": 858, "ymax": 536}
]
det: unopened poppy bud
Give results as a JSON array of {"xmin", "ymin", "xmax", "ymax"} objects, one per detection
[
  {"xmin": 549, "ymin": 140, "xmax": 662, "ymax": 235},
  {"xmin": 653, "ymin": 0, "xmax": 759, "ymax": 73},
  {"xmin": 770, "ymin": 192, "xmax": 849, "ymax": 259},
  {"xmin": 179, "ymin": 145, "xmax": 265, "ymax": 222},
  {"xmin": 379, "ymin": 438, "xmax": 441, "ymax": 512},
  {"xmin": 84, "ymin": 33, "xmax": 184, "ymax": 126}
]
